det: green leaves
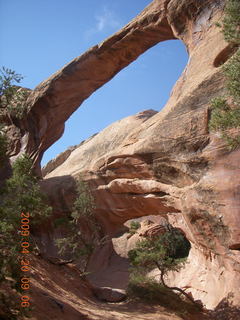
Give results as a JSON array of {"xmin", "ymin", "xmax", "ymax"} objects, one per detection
[
  {"xmin": 55, "ymin": 176, "xmax": 100, "ymax": 271},
  {"xmin": 208, "ymin": 1, "xmax": 240, "ymax": 149},
  {"xmin": 0, "ymin": 67, "xmax": 23, "ymax": 95},
  {"xmin": 1, "ymin": 154, "xmax": 51, "ymax": 221},
  {"xmin": 209, "ymin": 51, "xmax": 240, "ymax": 148},
  {"xmin": 129, "ymin": 220, "xmax": 141, "ymax": 235},
  {"xmin": 72, "ymin": 179, "xmax": 95, "ymax": 219},
  {"xmin": 223, "ymin": 49, "xmax": 240, "ymax": 102},
  {"xmin": 0, "ymin": 66, "xmax": 29, "ymax": 119},
  {"xmin": 128, "ymin": 229, "xmax": 189, "ymax": 275},
  {"xmin": 0, "ymin": 154, "xmax": 51, "ymax": 290},
  {"xmin": 127, "ymin": 228, "xmax": 191, "ymax": 308},
  {"xmin": 222, "ymin": 0, "xmax": 240, "ymax": 45}
]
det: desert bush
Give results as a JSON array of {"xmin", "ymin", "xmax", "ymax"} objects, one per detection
[
  {"xmin": 209, "ymin": 0, "xmax": 240, "ymax": 149},
  {"xmin": 128, "ymin": 228, "xmax": 193, "ymax": 306},
  {"xmin": 0, "ymin": 155, "xmax": 51, "ymax": 283},
  {"xmin": 0, "ymin": 154, "xmax": 51, "ymax": 318},
  {"xmin": 0, "ymin": 154, "xmax": 51, "ymax": 221},
  {"xmin": 129, "ymin": 220, "xmax": 141, "ymax": 235},
  {"xmin": 127, "ymin": 229, "xmax": 201, "ymax": 317},
  {"xmin": 209, "ymin": 96, "xmax": 240, "ymax": 131},
  {"xmin": 221, "ymin": 0, "xmax": 240, "ymax": 45},
  {"xmin": 55, "ymin": 177, "xmax": 101, "ymax": 272},
  {"xmin": 223, "ymin": 49, "xmax": 240, "ymax": 102},
  {"xmin": 0, "ymin": 67, "xmax": 29, "ymax": 119}
]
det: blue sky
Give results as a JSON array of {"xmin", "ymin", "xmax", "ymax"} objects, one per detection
[{"xmin": 0, "ymin": 0, "xmax": 188, "ymax": 166}]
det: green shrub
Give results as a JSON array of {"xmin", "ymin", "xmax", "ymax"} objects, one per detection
[
  {"xmin": 0, "ymin": 154, "xmax": 51, "ymax": 318},
  {"xmin": 222, "ymin": 0, "xmax": 240, "ymax": 45},
  {"xmin": 223, "ymin": 49, "xmax": 240, "ymax": 102},
  {"xmin": 0, "ymin": 155, "xmax": 51, "ymax": 281},
  {"xmin": 129, "ymin": 220, "xmax": 141, "ymax": 235},
  {"xmin": 222, "ymin": 133, "xmax": 240, "ymax": 150},
  {"xmin": 209, "ymin": 1, "xmax": 240, "ymax": 149},
  {"xmin": 0, "ymin": 67, "xmax": 29, "ymax": 119},
  {"xmin": 72, "ymin": 179, "xmax": 95, "ymax": 220},
  {"xmin": 188, "ymin": 209, "xmax": 229, "ymax": 249},
  {"xmin": 55, "ymin": 177, "xmax": 101, "ymax": 272},
  {"xmin": 1, "ymin": 154, "xmax": 51, "ymax": 221},
  {"xmin": 128, "ymin": 229, "xmax": 189, "ymax": 274},
  {"xmin": 127, "ymin": 228, "xmax": 194, "ymax": 307},
  {"xmin": 209, "ymin": 96, "xmax": 240, "ymax": 131}
]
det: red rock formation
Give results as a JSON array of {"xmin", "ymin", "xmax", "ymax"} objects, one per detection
[
  {"xmin": 6, "ymin": 1, "xmax": 176, "ymax": 174},
  {"xmin": 41, "ymin": 0, "xmax": 240, "ymax": 310},
  {"xmin": 2, "ymin": 0, "xmax": 240, "ymax": 314}
]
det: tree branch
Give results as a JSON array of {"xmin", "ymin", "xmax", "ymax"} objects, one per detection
[{"xmin": 155, "ymin": 261, "xmax": 196, "ymax": 304}]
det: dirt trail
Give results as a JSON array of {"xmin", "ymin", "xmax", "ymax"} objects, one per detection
[{"xmin": 28, "ymin": 256, "xmax": 197, "ymax": 320}]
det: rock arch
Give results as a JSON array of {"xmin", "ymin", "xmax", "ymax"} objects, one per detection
[{"xmin": 24, "ymin": 0, "xmax": 176, "ymax": 172}]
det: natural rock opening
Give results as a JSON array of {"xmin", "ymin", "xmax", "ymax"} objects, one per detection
[
  {"xmin": 213, "ymin": 44, "xmax": 238, "ymax": 67},
  {"xmin": 87, "ymin": 215, "xmax": 191, "ymax": 292},
  {"xmin": 125, "ymin": 216, "xmax": 191, "ymax": 258},
  {"xmin": 41, "ymin": 39, "xmax": 188, "ymax": 168},
  {"xmin": 229, "ymin": 244, "xmax": 240, "ymax": 251}
]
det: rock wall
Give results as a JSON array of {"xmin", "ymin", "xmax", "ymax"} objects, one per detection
[{"xmin": 41, "ymin": 0, "xmax": 240, "ymax": 309}]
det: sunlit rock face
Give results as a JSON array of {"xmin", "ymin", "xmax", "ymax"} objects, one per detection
[
  {"xmin": 41, "ymin": 0, "xmax": 240, "ymax": 309},
  {"xmin": 2, "ymin": 0, "xmax": 239, "ymax": 311}
]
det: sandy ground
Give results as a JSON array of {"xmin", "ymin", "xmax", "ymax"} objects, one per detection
[{"xmin": 28, "ymin": 255, "xmax": 202, "ymax": 320}]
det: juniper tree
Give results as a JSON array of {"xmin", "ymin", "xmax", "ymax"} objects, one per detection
[
  {"xmin": 0, "ymin": 154, "xmax": 51, "ymax": 318},
  {"xmin": 55, "ymin": 177, "xmax": 101, "ymax": 273},
  {"xmin": 128, "ymin": 228, "xmax": 194, "ymax": 303},
  {"xmin": 0, "ymin": 67, "xmax": 29, "ymax": 119}
]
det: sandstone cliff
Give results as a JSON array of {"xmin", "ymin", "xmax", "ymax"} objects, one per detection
[
  {"xmin": 1, "ymin": 0, "xmax": 240, "ymax": 318},
  {"xmin": 41, "ymin": 0, "xmax": 240, "ymax": 310}
]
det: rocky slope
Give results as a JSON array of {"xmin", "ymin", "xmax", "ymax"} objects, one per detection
[
  {"xmin": 28, "ymin": 254, "xmax": 188, "ymax": 320},
  {"xmin": 2, "ymin": 0, "xmax": 240, "ymax": 318}
]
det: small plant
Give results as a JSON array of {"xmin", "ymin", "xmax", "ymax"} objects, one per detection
[
  {"xmin": 222, "ymin": 133, "xmax": 240, "ymax": 150},
  {"xmin": 209, "ymin": 96, "xmax": 240, "ymax": 131},
  {"xmin": 129, "ymin": 220, "xmax": 141, "ymax": 235},
  {"xmin": 0, "ymin": 155, "xmax": 51, "ymax": 278},
  {"xmin": 0, "ymin": 67, "xmax": 29, "ymax": 119},
  {"xmin": 223, "ymin": 49, "xmax": 240, "ymax": 102},
  {"xmin": 209, "ymin": 0, "xmax": 240, "ymax": 149},
  {"xmin": 188, "ymin": 210, "xmax": 229, "ymax": 249},
  {"xmin": 55, "ymin": 177, "xmax": 101, "ymax": 273},
  {"xmin": 221, "ymin": 0, "xmax": 240, "ymax": 45},
  {"xmin": 72, "ymin": 179, "xmax": 95, "ymax": 219}
]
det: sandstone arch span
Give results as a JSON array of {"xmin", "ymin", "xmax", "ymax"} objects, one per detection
[{"xmin": 23, "ymin": 0, "xmax": 176, "ymax": 172}]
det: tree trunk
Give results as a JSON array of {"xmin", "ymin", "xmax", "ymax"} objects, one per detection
[{"xmin": 155, "ymin": 262, "xmax": 197, "ymax": 305}]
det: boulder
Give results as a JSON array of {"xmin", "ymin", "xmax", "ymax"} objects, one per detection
[{"xmin": 93, "ymin": 287, "xmax": 127, "ymax": 303}]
